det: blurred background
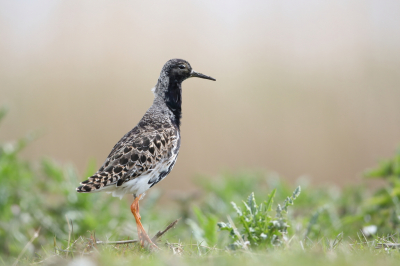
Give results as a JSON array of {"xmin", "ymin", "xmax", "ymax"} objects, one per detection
[{"xmin": 1, "ymin": 0, "xmax": 400, "ymax": 193}]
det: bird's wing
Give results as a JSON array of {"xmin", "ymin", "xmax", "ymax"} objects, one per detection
[{"xmin": 76, "ymin": 126, "xmax": 178, "ymax": 193}]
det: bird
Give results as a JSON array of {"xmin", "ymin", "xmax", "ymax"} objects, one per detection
[{"xmin": 76, "ymin": 59, "xmax": 215, "ymax": 248}]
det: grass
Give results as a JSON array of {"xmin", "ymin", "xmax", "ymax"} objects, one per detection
[
  {"xmin": 1, "ymin": 108, "xmax": 400, "ymax": 265},
  {"xmin": 9, "ymin": 235, "xmax": 400, "ymax": 266}
]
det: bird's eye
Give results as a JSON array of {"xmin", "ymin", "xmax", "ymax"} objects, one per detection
[{"xmin": 178, "ymin": 64, "xmax": 186, "ymax": 69}]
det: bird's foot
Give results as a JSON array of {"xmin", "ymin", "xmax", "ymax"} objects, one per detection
[{"xmin": 137, "ymin": 227, "xmax": 159, "ymax": 250}]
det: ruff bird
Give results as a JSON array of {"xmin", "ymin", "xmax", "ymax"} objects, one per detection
[{"xmin": 76, "ymin": 59, "xmax": 215, "ymax": 248}]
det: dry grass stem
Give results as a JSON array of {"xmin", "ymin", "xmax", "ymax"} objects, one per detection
[
  {"xmin": 12, "ymin": 228, "xmax": 41, "ymax": 266},
  {"xmin": 95, "ymin": 219, "xmax": 179, "ymax": 245}
]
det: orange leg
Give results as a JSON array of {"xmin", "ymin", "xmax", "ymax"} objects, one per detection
[{"xmin": 130, "ymin": 194, "xmax": 159, "ymax": 249}]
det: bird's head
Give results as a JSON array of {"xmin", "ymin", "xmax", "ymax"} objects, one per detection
[
  {"xmin": 160, "ymin": 59, "xmax": 216, "ymax": 83},
  {"xmin": 152, "ymin": 59, "xmax": 215, "ymax": 127}
]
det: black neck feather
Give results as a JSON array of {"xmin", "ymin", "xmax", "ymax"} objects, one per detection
[{"xmin": 164, "ymin": 78, "xmax": 182, "ymax": 128}]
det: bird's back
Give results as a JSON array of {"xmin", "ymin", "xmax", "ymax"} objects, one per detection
[{"xmin": 76, "ymin": 102, "xmax": 180, "ymax": 196}]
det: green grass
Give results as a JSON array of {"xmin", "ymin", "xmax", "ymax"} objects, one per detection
[
  {"xmin": 7, "ymin": 235, "xmax": 400, "ymax": 266},
  {"xmin": 1, "ymin": 108, "xmax": 400, "ymax": 265}
]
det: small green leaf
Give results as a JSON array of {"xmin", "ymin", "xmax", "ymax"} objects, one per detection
[
  {"xmin": 292, "ymin": 186, "xmax": 301, "ymax": 199},
  {"xmin": 243, "ymin": 201, "xmax": 252, "ymax": 215},
  {"xmin": 247, "ymin": 192, "xmax": 257, "ymax": 214},
  {"xmin": 231, "ymin": 201, "xmax": 243, "ymax": 216},
  {"xmin": 265, "ymin": 189, "xmax": 276, "ymax": 212},
  {"xmin": 217, "ymin": 222, "xmax": 231, "ymax": 230}
]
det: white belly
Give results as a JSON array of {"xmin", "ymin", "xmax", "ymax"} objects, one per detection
[{"xmin": 106, "ymin": 155, "xmax": 177, "ymax": 199}]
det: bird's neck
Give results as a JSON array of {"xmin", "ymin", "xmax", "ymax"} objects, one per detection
[{"xmin": 154, "ymin": 77, "xmax": 182, "ymax": 128}]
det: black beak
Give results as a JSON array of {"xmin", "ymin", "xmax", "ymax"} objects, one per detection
[{"xmin": 190, "ymin": 70, "xmax": 216, "ymax": 81}]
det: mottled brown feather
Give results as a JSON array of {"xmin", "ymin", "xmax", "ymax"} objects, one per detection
[{"xmin": 76, "ymin": 109, "xmax": 179, "ymax": 193}]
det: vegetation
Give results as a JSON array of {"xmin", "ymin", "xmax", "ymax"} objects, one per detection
[
  {"xmin": 1, "ymin": 108, "xmax": 400, "ymax": 265},
  {"xmin": 363, "ymin": 148, "xmax": 400, "ymax": 233},
  {"xmin": 218, "ymin": 187, "xmax": 300, "ymax": 249}
]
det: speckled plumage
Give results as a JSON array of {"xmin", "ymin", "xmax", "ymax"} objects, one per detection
[{"xmin": 76, "ymin": 59, "xmax": 215, "ymax": 199}]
